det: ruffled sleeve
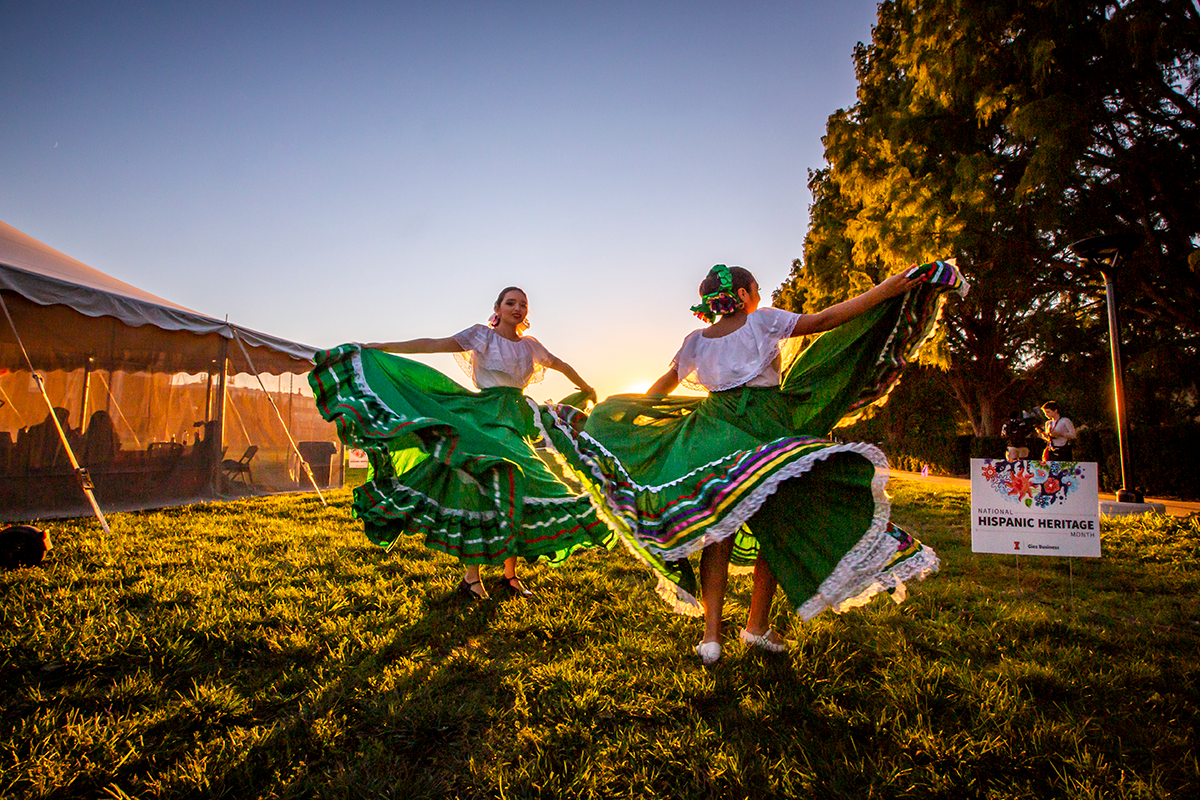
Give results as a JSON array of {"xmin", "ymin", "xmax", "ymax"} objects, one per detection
[
  {"xmin": 453, "ymin": 324, "xmax": 489, "ymax": 352},
  {"xmin": 522, "ymin": 336, "xmax": 557, "ymax": 368},
  {"xmin": 669, "ymin": 331, "xmax": 699, "ymax": 373},
  {"xmin": 750, "ymin": 307, "xmax": 802, "ymax": 342}
]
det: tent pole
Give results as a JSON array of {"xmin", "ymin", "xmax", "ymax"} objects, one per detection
[
  {"xmin": 0, "ymin": 292, "xmax": 111, "ymax": 536},
  {"xmin": 232, "ymin": 330, "xmax": 327, "ymax": 505},
  {"xmin": 213, "ymin": 336, "xmax": 229, "ymax": 496},
  {"xmin": 80, "ymin": 358, "xmax": 92, "ymax": 431},
  {"xmin": 159, "ymin": 370, "xmax": 174, "ymax": 442},
  {"xmin": 204, "ymin": 366, "xmax": 214, "ymax": 423}
]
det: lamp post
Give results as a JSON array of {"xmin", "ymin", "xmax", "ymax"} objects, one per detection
[{"xmin": 1067, "ymin": 233, "xmax": 1143, "ymax": 504}]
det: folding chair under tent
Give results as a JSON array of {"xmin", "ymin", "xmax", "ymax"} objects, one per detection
[{"xmin": 0, "ymin": 218, "xmax": 342, "ymax": 522}]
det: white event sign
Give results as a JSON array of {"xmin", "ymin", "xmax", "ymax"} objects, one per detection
[
  {"xmin": 347, "ymin": 448, "xmax": 369, "ymax": 469},
  {"xmin": 970, "ymin": 459, "xmax": 1101, "ymax": 558}
]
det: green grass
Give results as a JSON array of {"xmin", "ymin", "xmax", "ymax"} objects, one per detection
[{"xmin": 2, "ymin": 478, "xmax": 1198, "ymax": 799}]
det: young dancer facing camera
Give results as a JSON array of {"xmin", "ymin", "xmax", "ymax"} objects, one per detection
[
  {"xmin": 557, "ymin": 262, "xmax": 964, "ymax": 664},
  {"xmin": 649, "ymin": 266, "xmax": 922, "ymax": 662},
  {"xmin": 311, "ymin": 286, "xmax": 607, "ymax": 600}
]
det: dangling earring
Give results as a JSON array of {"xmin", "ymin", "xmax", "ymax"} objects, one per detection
[{"xmin": 518, "ymin": 318, "xmax": 531, "ymax": 333}]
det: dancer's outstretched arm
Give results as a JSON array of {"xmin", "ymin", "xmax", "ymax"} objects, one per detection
[
  {"xmin": 792, "ymin": 272, "xmax": 924, "ymax": 337},
  {"xmin": 363, "ymin": 337, "xmax": 465, "ymax": 354},
  {"xmin": 548, "ymin": 357, "xmax": 595, "ymax": 398},
  {"xmin": 647, "ymin": 368, "xmax": 680, "ymax": 396}
]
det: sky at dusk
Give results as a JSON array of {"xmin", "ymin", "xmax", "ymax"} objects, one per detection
[{"xmin": 2, "ymin": 1, "xmax": 880, "ymax": 399}]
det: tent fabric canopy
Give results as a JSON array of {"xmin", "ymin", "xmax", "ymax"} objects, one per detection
[
  {"xmin": 0, "ymin": 218, "xmax": 341, "ymax": 521},
  {"xmin": 0, "ymin": 218, "xmax": 316, "ymax": 374}
]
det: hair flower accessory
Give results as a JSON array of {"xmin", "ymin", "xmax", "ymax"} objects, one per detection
[{"xmin": 689, "ymin": 264, "xmax": 744, "ymax": 323}]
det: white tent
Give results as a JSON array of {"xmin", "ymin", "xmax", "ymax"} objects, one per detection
[{"xmin": 0, "ymin": 218, "xmax": 341, "ymax": 520}]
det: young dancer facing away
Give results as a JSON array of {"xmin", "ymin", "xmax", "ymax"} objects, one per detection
[
  {"xmin": 311, "ymin": 286, "xmax": 607, "ymax": 600},
  {"xmin": 554, "ymin": 262, "xmax": 963, "ymax": 664}
]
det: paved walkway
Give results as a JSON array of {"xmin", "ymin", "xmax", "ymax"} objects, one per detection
[{"xmin": 890, "ymin": 469, "xmax": 1200, "ymax": 518}]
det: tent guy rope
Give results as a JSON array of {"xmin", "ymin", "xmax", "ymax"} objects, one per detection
[
  {"xmin": 90, "ymin": 370, "xmax": 143, "ymax": 448},
  {"xmin": 232, "ymin": 331, "xmax": 327, "ymax": 506},
  {"xmin": 0, "ymin": 291, "xmax": 112, "ymax": 535}
]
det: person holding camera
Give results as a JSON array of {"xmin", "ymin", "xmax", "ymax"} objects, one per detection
[{"xmin": 1037, "ymin": 401, "xmax": 1077, "ymax": 461}]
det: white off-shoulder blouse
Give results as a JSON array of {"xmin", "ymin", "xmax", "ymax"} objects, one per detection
[
  {"xmin": 670, "ymin": 306, "xmax": 801, "ymax": 392},
  {"xmin": 452, "ymin": 324, "xmax": 556, "ymax": 390}
]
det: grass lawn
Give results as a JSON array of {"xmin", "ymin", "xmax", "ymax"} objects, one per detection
[{"xmin": 2, "ymin": 477, "xmax": 1198, "ymax": 799}]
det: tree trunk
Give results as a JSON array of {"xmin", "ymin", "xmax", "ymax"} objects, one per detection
[
  {"xmin": 977, "ymin": 392, "xmax": 998, "ymax": 438},
  {"xmin": 944, "ymin": 367, "xmax": 1005, "ymax": 437}
]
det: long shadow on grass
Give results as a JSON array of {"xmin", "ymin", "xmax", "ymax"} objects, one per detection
[
  {"xmin": 197, "ymin": 588, "xmax": 509, "ymax": 798},
  {"xmin": 33, "ymin": 599, "xmax": 507, "ymax": 798},
  {"xmin": 8, "ymin": 551, "xmax": 510, "ymax": 799}
]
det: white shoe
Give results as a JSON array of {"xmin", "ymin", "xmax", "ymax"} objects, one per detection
[
  {"xmin": 694, "ymin": 641, "xmax": 721, "ymax": 665},
  {"xmin": 739, "ymin": 627, "xmax": 788, "ymax": 653}
]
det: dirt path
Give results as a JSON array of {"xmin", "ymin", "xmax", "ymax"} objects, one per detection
[{"xmin": 890, "ymin": 469, "xmax": 1200, "ymax": 518}]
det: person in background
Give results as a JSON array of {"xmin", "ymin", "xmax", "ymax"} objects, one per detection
[
  {"xmin": 83, "ymin": 410, "xmax": 121, "ymax": 468},
  {"xmin": 1001, "ymin": 411, "xmax": 1033, "ymax": 461},
  {"xmin": 25, "ymin": 408, "xmax": 81, "ymax": 471},
  {"xmin": 1037, "ymin": 401, "xmax": 1077, "ymax": 461}
]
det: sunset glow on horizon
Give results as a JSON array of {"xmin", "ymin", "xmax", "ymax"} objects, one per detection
[{"xmin": 3, "ymin": 2, "xmax": 881, "ymax": 400}]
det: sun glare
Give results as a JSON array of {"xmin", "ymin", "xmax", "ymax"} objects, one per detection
[{"xmin": 619, "ymin": 380, "xmax": 652, "ymax": 395}]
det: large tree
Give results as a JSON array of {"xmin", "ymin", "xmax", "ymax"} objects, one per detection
[{"xmin": 779, "ymin": 0, "xmax": 1200, "ymax": 435}]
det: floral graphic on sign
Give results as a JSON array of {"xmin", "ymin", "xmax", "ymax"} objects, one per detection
[{"xmin": 979, "ymin": 459, "xmax": 1083, "ymax": 508}]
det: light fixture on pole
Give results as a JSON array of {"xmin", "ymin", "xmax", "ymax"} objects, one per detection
[{"xmin": 1066, "ymin": 232, "xmax": 1143, "ymax": 504}]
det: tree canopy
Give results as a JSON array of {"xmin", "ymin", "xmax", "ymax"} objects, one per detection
[{"xmin": 778, "ymin": 0, "xmax": 1200, "ymax": 435}]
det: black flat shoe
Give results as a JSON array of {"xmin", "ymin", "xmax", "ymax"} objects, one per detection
[
  {"xmin": 458, "ymin": 578, "xmax": 489, "ymax": 600},
  {"xmin": 504, "ymin": 576, "xmax": 533, "ymax": 597}
]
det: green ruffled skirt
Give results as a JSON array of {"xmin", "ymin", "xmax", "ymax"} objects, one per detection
[
  {"xmin": 309, "ymin": 345, "xmax": 612, "ymax": 565},
  {"xmin": 549, "ymin": 268, "xmax": 962, "ymax": 617}
]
